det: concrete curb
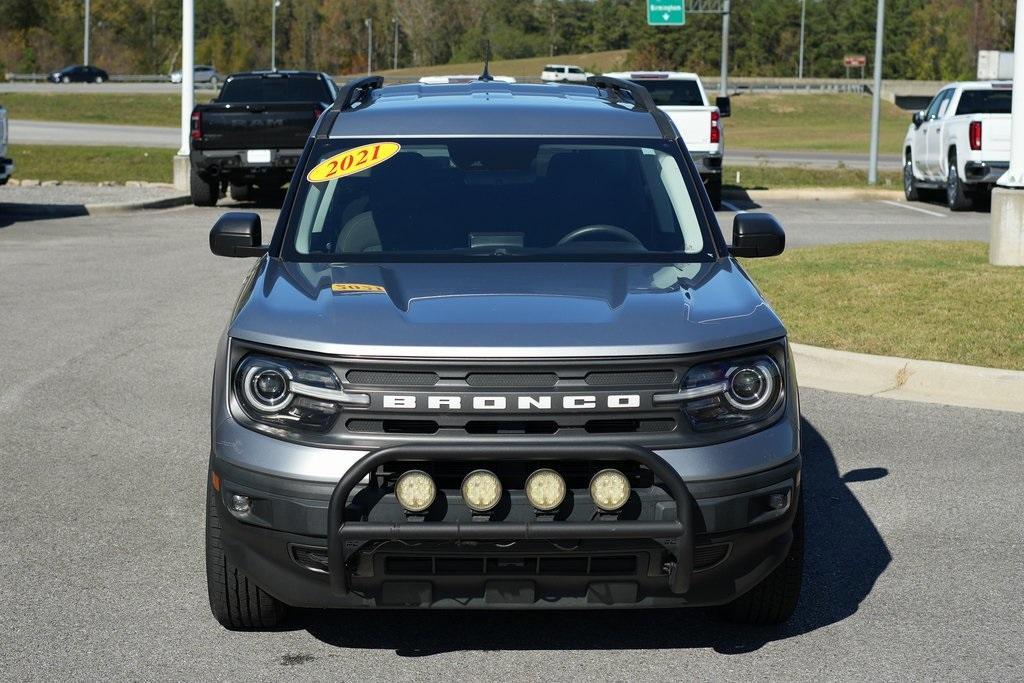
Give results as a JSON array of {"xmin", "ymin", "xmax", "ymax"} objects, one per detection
[
  {"xmin": 84, "ymin": 195, "xmax": 190, "ymax": 214},
  {"xmin": 791, "ymin": 343, "xmax": 1024, "ymax": 414},
  {"xmin": 725, "ymin": 187, "xmax": 903, "ymax": 202}
]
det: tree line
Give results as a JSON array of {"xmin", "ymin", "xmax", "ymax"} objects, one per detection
[{"xmin": 0, "ymin": 0, "xmax": 1014, "ymax": 81}]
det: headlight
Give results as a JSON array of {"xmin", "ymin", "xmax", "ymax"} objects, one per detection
[
  {"xmin": 233, "ymin": 354, "xmax": 353, "ymax": 432},
  {"xmin": 676, "ymin": 354, "xmax": 784, "ymax": 432}
]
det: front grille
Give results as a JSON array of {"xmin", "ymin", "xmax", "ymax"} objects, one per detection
[
  {"xmin": 466, "ymin": 372, "xmax": 558, "ymax": 387},
  {"xmin": 585, "ymin": 369, "xmax": 677, "ymax": 386},
  {"xmin": 346, "ymin": 370, "xmax": 438, "ymax": 386},
  {"xmin": 384, "ymin": 554, "xmax": 640, "ymax": 577}
]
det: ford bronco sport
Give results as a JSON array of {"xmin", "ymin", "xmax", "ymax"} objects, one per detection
[{"xmin": 206, "ymin": 75, "xmax": 801, "ymax": 629}]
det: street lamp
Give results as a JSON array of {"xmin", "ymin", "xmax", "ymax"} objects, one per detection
[
  {"xmin": 271, "ymin": 0, "xmax": 282, "ymax": 70},
  {"xmin": 798, "ymin": 0, "xmax": 806, "ymax": 79},
  {"xmin": 392, "ymin": 18, "xmax": 399, "ymax": 70},
  {"xmin": 365, "ymin": 18, "xmax": 373, "ymax": 74},
  {"xmin": 84, "ymin": 0, "xmax": 91, "ymax": 65}
]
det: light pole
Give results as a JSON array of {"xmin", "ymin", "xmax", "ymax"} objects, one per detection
[
  {"xmin": 867, "ymin": 0, "xmax": 885, "ymax": 185},
  {"xmin": 271, "ymin": 0, "xmax": 281, "ymax": 71},
  {"xmin": 989, "ymin": 0, "xmax": 1024, "ymax": 266},
  {"xmin": 365, "ymin": 18, "xmax": 373, "ymax": 74},
  {"xmin": 393, "ymin": 18, "xmax": 399, "ymax": 70},
  {"xmin": 719, "ymin": 0, "xmax": 730, "ymax": 97},
  {"xmin": 84, "ymin": 0, "xmax": 91, "ymax": 65},
  {"xmin": 174, "ymin": 0, "xmax": 195, "ymax": 192},
  {"xmin": 798, "ymin": 0, "xmax": 806, "ymax": 79}
]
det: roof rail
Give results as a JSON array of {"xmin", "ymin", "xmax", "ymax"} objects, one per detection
[
  {"xmin": 330, "ymin": 75, "xmax": 383, "ymax": 112},
  {"xmin": 586, "ymin": 75, "xmax": 676, "ymax": 140}
]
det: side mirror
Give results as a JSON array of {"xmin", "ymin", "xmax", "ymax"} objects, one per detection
[
  {"xmin": 729, "ymin": 212, "xmax": 785, "ymax": 258},
  {"xmin": 912, "ymin": 110, "xmax": 925, "ymax": 128},
  {"xmin": 715, "ymin": 95, "xmax": 731, "ymax": 118},
  {"xmin": 209, "ymin": 212, "xmax": 267, "ymax": 257}
]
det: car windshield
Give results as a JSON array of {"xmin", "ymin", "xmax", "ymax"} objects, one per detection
[
  {"xmin": 631, "ymin": 80, "xmax": 705, "ymax": 107},
  {"xmin": 284, "ymin": 138, "xmax": 713, "ymax": 263},
  {"xmin": 956, "ymin": 89, "xmax": 1012, "ymax": 115},
  {"xmin": 219, "ymin": 76, "xmax": 327, "ymax": 103}
]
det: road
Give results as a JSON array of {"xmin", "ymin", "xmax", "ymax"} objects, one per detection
[
  {"xmin": 729, "ymin": 148, "xmax": 903, "ymax": 172},
  {"xmin": 0, "ymin": 205, "xmax": 1018, "ymax": 680},
  {"xmin": 0, "ymin": 81, "xmax": 217, "ymax": 94}
]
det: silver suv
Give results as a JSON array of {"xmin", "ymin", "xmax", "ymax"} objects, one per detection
[{"xmin": 205, "ymin": 75, "xmax": 801, "ymax": 629}]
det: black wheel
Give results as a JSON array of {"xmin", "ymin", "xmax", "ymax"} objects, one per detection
[
  {"xmin": 723, "ymin": 495, "xmax": 804, "ymax": 625},
  {"xmin": 705, "ymin": 174, "xmax": 722, "ymax": 211},
  {"xmin": 229, "ymin": 183, "xmax": 254, "ymax": 202},
  {"xmin": 206, "ymin": 478, "xmax": 287, "ymax": 630},
  {"xmin": 946, "ymin": 154, "xmax": 973, "ymax": 211},
  {"xmin": 903, "ymin": 155, "xmax": 919, "ymax": 201},
  {"xmin": 190, "ymin": 168, "xmax": 219, "ymax": 207}
]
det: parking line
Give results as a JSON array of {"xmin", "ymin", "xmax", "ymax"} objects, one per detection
[
  {"xmin": 878, "ymin": 200, "xmax": 947, "ymax": 218},
  {"xmin": 721, "ymin": 201, "xmax": 745, "ymax": 213}
]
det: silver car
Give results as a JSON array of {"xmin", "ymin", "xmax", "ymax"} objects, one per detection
[
  {"xmin": 205, "ymin": 75, "xmax": 801, "ymax": 629},
  {"xmin": 170, "ymin": 64, "xmax": 220, "ymax": 86}
]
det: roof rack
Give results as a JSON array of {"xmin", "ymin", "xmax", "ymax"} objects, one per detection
[
  {"xmin": 586, "ymin": 75, "xmax": 676, "ymax": 140},
  {"xmin": 330, "ymin": 75, "xmax": 383, "ymax": 112}
]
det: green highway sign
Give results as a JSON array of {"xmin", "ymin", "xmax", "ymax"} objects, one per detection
[{"xmin": 648, "ymin": 1, "xmax": 685, "ymax": 25}]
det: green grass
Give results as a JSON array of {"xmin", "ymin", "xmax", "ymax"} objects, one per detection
[
  {"xmin": 374, "ymin": 49, "xmax": 630, "ymax": 81},
  {"xmin": 725, "ymin": 164, "xmax": 901, "ymax": 190},
  {"xmin": 727, "ymin": 93, "xmax": 909, "ymax": 155},
  {"xmin": 1, "ymin": 93, "xmax": 182, "ymax": 127},
  {"xmin": 10, "ymin": 145, "xmax": 174, "ymax": 183},
  {"xmin": 743, "ymin": 241, "xmax": 1024, "ymax": 371}
]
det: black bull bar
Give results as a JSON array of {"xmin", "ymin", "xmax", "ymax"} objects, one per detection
[{"xmin": 327, "ymin": 444, "xmax": 695, "ymax": 595}]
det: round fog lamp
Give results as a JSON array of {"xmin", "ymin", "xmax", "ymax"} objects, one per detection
[
  {"xmin": 589, "ymin": 469, "xmax": 630, "ymax": 511},
  {"xmin": 461, "ymin": 470, "xmax": 502, "ymax": 513},
  {"xmin": 525, "ymin": 469, "xmax": 566, "ymax": 511},
  {"xmin": 395, "ymin": 470, "xmax": 436, "ymax": 513}
]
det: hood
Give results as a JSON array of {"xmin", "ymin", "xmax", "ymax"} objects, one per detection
[{"xmin": 228, "ymin": 259, "xmax": 785, "ymax": 359}]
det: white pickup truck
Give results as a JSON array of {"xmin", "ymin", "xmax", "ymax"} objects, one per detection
[
  {"xmin": 903, "ymin": 81, "xmax": 1012, "ymax": 211},
  {"xmin": 604, "ymin": 71, "xmax": 729, "ymax": 209},
  {"xmin": 0, "ymin": 105, "xmax": 13, "ymax": 185}
]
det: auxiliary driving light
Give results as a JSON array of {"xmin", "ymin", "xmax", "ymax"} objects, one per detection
[
  {"xmin": 461, "ymin": 470, "xmax": 502, "ymax": 513},
  {"xmin": 395, "ymin": 470, "xmax": 436, "ymax": 513},
  {"xmin": 525, "ymin": 468, "xmax": 566, "ymax": 511},
  {"xmin": 230, "ymin": 494, "xmax": 252, "ymax": 514},
  {"xmin": 589, "ymin": 469, "xmax": 631, "ymax": 511}
]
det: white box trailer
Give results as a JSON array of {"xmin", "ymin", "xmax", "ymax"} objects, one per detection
[{"xmin": 977, "ymin": 50, "xmax": 1014, "ymax": 80}]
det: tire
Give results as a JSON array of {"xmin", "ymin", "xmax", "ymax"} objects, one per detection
[
  {"xmin": 723, "ymin": 494, "xmax": 804, "ymax": 625},
  {"xmin": 705, "ymin": 174, "xmax": 723, "ymax": 211},
  {"xmin": 903, "ymin": 155, "xmax": 919, "ymax": 201},
  {"xmin": 94, "ymin": 76, "xmax": 103, "ymax": 84},
  {"xmin": 190, "ymin": 168, "xmax": 219, "ymax": 207},
  {"xmin": 946, "ymin": 154, "xmax": 973, "ymax": 211},
  {"xmin": 229, "ymin": 183, "xmax": 254, "ymax": 202},
  {"xmin": 206, "ymin": 479, "xmax": 287, "ymax": 630}
]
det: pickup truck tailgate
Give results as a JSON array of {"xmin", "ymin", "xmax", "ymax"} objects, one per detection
[
  {"xmin": 980, "ymin": 114, "xmax": 1011, "ymax": 159},
  {"xmin": 195, "ymin": 103, "xmax": 319, "ymax": 150},
  {"xmin": 660, "ymin": 106, "xmax": 714, "ymax": 149}
]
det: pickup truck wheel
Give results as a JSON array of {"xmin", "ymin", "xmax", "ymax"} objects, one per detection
[
  {"xmin": 722, "ymin": 494, "xmax": 803, "ymax": 625},
  {"xmin": 190, "ymin": 169, "xmax": 219, "ymax": 207},
  {"xmin": 903, "ymin": 158, "xmax": 919, "ymax": 201},
  {"xmin": 705, "ymin": 175, "xmax": 722, "ymax": 211},
  {"xmin": 206, "ymin": 479, "xmax": 287, "ymax": 630},
  {"xmin": 229, "ymin": 183, "xmax": 254, "ymax": 202},
  {"xmin": 946, "ymin": 156, "xmax": 973, "ymax": 212}
]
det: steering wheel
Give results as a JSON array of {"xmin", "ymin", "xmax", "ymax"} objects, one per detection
[{"xmin": 556, "ymin": 224, "xmax": 643, "ymax": 247}]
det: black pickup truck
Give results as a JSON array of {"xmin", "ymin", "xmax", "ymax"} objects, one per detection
[{"xmin": 189, "ymin": 70, "xmax": 337, "ymax": 206}]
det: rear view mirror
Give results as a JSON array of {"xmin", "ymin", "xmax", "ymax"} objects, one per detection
[
  {"xmin": 210, "ymin": 212, "xmax": 267, "ymax": 258},
  {"xmin": 715, "ymin": 96, "xmax": 731, "ymax": 118},
  {"xmin": 729, "ymin": 212, "xmax": 785, "ymax": 258},
  {"xmin": 912, "ymin": 110, "xmax": 925, "ymax": 128}
]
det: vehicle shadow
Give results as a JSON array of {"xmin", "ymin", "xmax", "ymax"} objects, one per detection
[
  {"xmin": 298, "ymin": 418, "xmax": 891, "ymax": 655},
  {"xmin": 719, "ymin": 187, "xmax": 762, "ymax": 211},
  {"xmin": 0, "ymin": 202, "xmax": 88, "ymax": 228}
]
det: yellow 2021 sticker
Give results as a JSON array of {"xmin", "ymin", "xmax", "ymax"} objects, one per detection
[
  {"xmin": 331, "ymin": 283, "xmax": 386, "ymax": 294},
  {"xmin": 307, "ymin": 142, "xmax": 401, "ymax": 183}
]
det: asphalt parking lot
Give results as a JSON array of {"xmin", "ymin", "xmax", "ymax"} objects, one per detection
[{"xmin": 1, "ymin": 203, "xmax": 1020, "ymax": 680}]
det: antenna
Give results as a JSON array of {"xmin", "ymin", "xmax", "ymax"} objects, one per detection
[{"xmin": 479, "ymin": 40, "xmax": 494, "ymax": 82}]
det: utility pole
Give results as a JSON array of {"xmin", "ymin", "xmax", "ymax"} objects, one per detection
[
  {"xmin": 798, "ymin": 0, "xmax": 806, "ymax": 79},
  {"xmin": 271, "ymin": 0, "xmax": 281, "ymax": 70},
  {"xmin": 393, "ymin": 18, "xmax": 399, "ymax": 70},
  {"xmin": 989, "ymin": 0, "xmax": 1024, "ymax": 266},
  {"xmin": 719, "ymin": 0, "xmax": 730, "ymax": 97},
  {"xmin": 867, "ymin": 0, "xmax": 885, "ymax": 185},
  {"xmin": 366, "ymin": 18, "xmax": 373, "ymax": 74},
  {"xmin": 84, "ymin": 0, "xmax": 91, "ymax": 65}
]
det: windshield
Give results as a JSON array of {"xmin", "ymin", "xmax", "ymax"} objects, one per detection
[
  {"xmin": 631, "ymin": 80, "xmax": 705, "ymax": 107},
  {"xmin": 219, "ymin": 76, "xmax": 329, "ymax": 103},
  {"xmin": 956, "ymin": 89, "xmax": 1012, "ymax": 116},
  {"xmin": 283, "ymin": 138, "xmax": 713, "ymax": 263}
]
